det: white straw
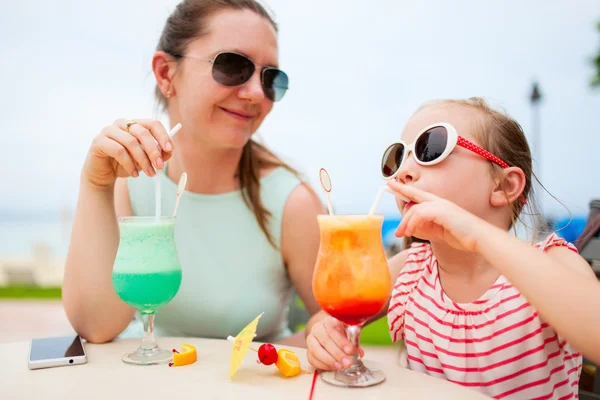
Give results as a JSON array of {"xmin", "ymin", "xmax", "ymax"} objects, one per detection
[
  {"xmin": 368, "ymin": 186, "xmax": 387, "ymax": 216},
  {"xmin": 326, "ymin": 196, "xmax": 334, "ymax": 216},
  {"xmin": 172, "ymin": 173, "xmax": 188, "ymax": 217},
  {"xmin": 169, "ymin": 123, "xmax": 183, "ymax": 136},
  {"xmin": 368, "ymin": 186, "xmax": 409, "ymax": 216},
  {"xmin": 155, "ymin": 178, "xmax": 161, "ymax": 221},
  {"xmin": 318, "ymin": 168, "xmax": 334, "ymax": 215},
  {"xmin": 155, "ymin": 123, "xmax": 183, "ymax": 221}
]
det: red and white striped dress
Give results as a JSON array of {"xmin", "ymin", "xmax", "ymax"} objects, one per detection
[{"xmin": 387, "ymin": 234, "xmax": 582, "ymax": 399}]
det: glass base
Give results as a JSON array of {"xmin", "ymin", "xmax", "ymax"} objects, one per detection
[
  {"xmin": 121, "ymin": 345, "xmax": 173, "ymax": 365},
  {"xmin": 320, "ymin": 360, "xmax": 386, "ymax": 388}
]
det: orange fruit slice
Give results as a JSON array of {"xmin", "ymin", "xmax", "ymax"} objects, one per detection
[
  {"xmin": 275, "ymin": 349, "xmax": 301, "ymax": 377},
  {"xmin": 172, "ymin": 344, "xmax": 197, "ymax": 367}
]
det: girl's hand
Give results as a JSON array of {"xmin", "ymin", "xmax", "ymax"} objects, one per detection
[
  {"xmin": 387, "ymin": 181, "xmax": 490, "ymax": 252},
  {"xmin": 306, "ymin": 316, "xmax": 363, "ymax": 371}
]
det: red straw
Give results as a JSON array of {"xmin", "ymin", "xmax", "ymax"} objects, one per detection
[{"xmin": 308, "ymin": 370, "xmax": 318, "ymax": 400}]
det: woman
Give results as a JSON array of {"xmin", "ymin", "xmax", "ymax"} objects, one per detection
[{"xmin": 62, "ymin": 0, "xmax": 322, "ymax": 347}]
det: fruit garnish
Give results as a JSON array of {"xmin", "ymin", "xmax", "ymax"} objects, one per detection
[
  {"xmin": 275, "ymin": 349, "xmax": 302, "ymax": 377},
  {"xmin": 168, "ymin": 344, "xmax": 197, "ymax": 367},
  {"xmin": 258, "ymin": 343, "xmax": 278, "ymax": 365}
]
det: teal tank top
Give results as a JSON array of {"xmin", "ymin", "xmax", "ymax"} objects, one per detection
[{"xmin": 122, "ymin": 165, "xmax": 303, "ymax": 342}]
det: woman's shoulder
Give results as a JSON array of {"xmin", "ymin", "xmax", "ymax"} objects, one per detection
[
  {"xmin": 261, "ymin": 165, "xmax": 302, "ymax": 185},
  {"xmin": 272, "ymin": 166, "xmax": 323, "ymax": 224},
  {"xmin": 260, "ymin": 166, "xmax": 310, "ymax": 205}
]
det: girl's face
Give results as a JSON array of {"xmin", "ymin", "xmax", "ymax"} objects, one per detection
[{"xmin": 393, "ymin": 104, "xmax": 499, "ymax": 221}]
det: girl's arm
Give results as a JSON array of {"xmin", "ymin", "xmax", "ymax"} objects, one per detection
[
  {"xmin": 387, "ymin": 180, "xmax": 600, "ymax": 364},
  {"xmin": 477, "ymin": 225, "xmax": 600, "ymax": 364}
]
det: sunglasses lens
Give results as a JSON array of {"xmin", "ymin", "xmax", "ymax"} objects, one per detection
[
  {"xmin": 212, "ymin": 53, "xmax": 255, "ymax": 86},
  {"xmin": 415, "ymin": 126, "xmax": 448, "ymax": 163},
  {"xmin": 262, "ymin": 68, "xmax": 289, "ymax": 101},
  {"xmin": 381, "ymin": 143, "xmax": 405, "ymax": 178}
]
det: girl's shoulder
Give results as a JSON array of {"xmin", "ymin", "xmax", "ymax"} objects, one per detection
[{"xmin": 534, "ymin": 233, "xmax": 578, "ymax": 253}]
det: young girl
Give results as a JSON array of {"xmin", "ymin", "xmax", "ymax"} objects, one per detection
[{"xmin": 305, "ymin": 97, "xmax": 600, "ymax": 399}]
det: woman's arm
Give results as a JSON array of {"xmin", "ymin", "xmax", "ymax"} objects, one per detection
[
  {"xmin": 63, "ymin": 119, "xmax": 173, "ymax": 343},
  {"xmin": 277, "ymin": 184, "xmax": 323, "ymax": 347},
  {"xmin": 62, "ymin": 178, "xmax": 135, "ymax": 343}
]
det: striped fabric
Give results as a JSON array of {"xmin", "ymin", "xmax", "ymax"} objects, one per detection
[{"xmin": 388, "ymin": 234, "xmax": 582, "ymax": 399}]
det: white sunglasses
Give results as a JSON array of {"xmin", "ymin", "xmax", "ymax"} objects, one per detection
[{"xmin": 381, "ymin": 122, "xmax": 510, "ymax": 180}]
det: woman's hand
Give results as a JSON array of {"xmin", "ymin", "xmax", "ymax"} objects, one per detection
[{"xmin": 82, "ymin": 119, "xmax": 174, "ymax": 188}]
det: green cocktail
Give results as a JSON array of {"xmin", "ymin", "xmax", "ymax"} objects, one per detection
[
  {"xmin": 113, "ymin": 271, "xmax": 181, "ymax": 313},
  {"xmin": 112, "ymin": 216, "xmax": 182, "ymax": 365}
]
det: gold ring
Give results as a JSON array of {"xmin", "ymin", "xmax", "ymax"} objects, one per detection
[{"xmin": 126, "ymin": 121, "xmax": 138, "ymax": 133}]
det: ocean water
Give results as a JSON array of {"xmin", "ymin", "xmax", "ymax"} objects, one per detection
[
  {"xmin": 0, "ymin": 213, "xmax": 586, "ymax": 259},
  {"xmin": 0, "ymin": 219, "xmax": 71, "ymax": 258}
]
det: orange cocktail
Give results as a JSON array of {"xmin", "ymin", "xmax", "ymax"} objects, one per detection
[
  {"xmin": 312, "ymin": 214, "xmax": 392, "ymax": 387},
  {"xmin": 313, "ymin": 215, "xmax": 391, "ymax": 324}
]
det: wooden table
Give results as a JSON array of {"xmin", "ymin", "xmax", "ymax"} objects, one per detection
[{"xmin": 1, "ymin": 337, "xmax": 490, "ymax": 399}]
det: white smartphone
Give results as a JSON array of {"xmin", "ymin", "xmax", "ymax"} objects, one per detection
[{"xmin": 28, "ymin": 335, "xmax": 87, "ymax": 370}]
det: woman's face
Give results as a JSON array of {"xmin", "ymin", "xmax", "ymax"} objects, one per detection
[{"xmin": 170, "ymin": 9, "xmax": 279, "ymax": 149}]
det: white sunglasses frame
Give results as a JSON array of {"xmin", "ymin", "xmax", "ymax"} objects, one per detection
[{"xmin": 381, "ymin": 122, "xmax": 509, "ymax": 180}]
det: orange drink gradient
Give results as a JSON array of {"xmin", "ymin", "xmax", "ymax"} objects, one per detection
[{"xmin": 312, "ymin": 215, "xmax": 392, "ymax": 326}]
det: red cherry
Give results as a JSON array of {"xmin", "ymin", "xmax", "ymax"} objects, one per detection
[{"xmin": 257, "ymin": 343, "xmax": 278, "ymax": 365}]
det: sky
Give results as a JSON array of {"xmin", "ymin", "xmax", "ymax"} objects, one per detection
[{"xmin": 0, "ymin": 0, "xmax": 599, "ymax": 219}]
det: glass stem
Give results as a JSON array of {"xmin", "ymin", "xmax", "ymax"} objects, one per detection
[
  {"xmin": 345, "ymin": 324, "xmax": 363, "ymax": 367},
  {"xmin": 140, "ymin": 312, "xmax": 158, "ymax": 351}
]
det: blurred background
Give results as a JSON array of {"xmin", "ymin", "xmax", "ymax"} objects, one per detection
[{"xmin": 0, "ymin": 0, "xmax": 598, "ymax": 354}]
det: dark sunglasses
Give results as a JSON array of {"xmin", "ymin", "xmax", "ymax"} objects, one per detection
[
  {"xmin": 175, "ymin": 51, "xmax": 288, "ymax": 102},
  {"xmin": 381, "ymin": 122, "xmax": 510, "ymax": 179}
]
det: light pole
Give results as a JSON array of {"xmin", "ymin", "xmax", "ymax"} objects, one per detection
[
  {"xmin": 530, "ymin": 82, "xmax": 543, "ymax": 215},
  {"xmin": 530, "ymin": 82, "xmax": 542, "ymax": 175}
]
